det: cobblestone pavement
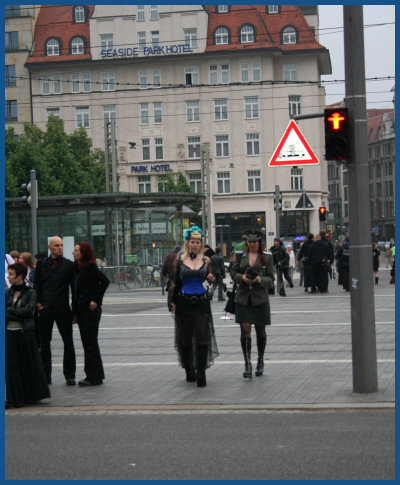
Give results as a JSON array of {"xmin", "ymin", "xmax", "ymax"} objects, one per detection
[{"xmin": 10, "ymin": 268, "xmax": 395, "ymax": 411}]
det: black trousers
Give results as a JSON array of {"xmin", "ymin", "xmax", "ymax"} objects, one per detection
[
  {"xmin": 77, "ymin": 307, "xmax": 105, "ymax": 383},
  {"xmin": 312, "ymin": 264, "xmax": 329, "ymax": 292},
  {"xmin": 37, "ymin": 306, "xmax": 76, "ymax": 380}
]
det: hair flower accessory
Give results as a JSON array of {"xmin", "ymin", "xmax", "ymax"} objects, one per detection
[{"xmin": 184, "ymin": 225, "xmax": 204, "ymax": 240}]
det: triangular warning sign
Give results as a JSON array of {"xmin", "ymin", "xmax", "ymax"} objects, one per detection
[
  {"xmin": 268, "ymin": 120, "xmax": 319, "ymax": 166},
  {"xmin": 295, "ymin": 192, "xmax": 314, "ymax": 209}
]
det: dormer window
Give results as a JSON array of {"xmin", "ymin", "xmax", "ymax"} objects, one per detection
[
  {"xmin": 215, "ymin": 27, "xmax": 229, "ymax": 45},
  {"xmin": 74, "ymin": 6, "xmax": 86, "ymax": 23},
  {"xmin": 46, "ymin": 38, "xmax": 60, "ymax": 56},
  {"xmin": 267, "ymin": 5, "xmax": 279, "ymax": 14},
  {"xmin": 282, "ymin": 26, "xmax": 297, "ymax": 45},
  {"xmin": 217, "ymin": 5, "xmax": 229, "ymax": 13},
  {"xmin": 71, "ymin": 36, "xmax": 85, "ymax": 54},
  {"xmin": 240, "ymin": 25, "xmax": 255, "ymax": 43}
]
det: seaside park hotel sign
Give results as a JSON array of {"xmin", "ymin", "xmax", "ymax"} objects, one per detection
[{"xmin": 101, "ymin": 43, "xmax": 194, "ymax": 59}]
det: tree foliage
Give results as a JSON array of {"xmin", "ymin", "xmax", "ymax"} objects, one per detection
[{"xmin": 5, "ymin": 116, "xmax": 106, "ymax": 198}]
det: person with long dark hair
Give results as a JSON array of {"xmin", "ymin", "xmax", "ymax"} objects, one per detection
[
  {"xmin": 168, "ymin": 226, "xmax": 219, "ymax": 387},
  {"xmin": 230, "ymin": 229, "xmax": 274, "ymax": 378},
  {"xmin": 5, "ymin": 263, "xmax": 50, "ymax": 408},
  {"xmin": 72, "ymin": 242, "xmax": 109, "ymax": 387}
]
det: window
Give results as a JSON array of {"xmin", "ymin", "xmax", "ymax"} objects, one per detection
[
  {"xmin": 155, "ymin": 138, "xmax": 163, "ymax": 160},
  {"xmin": 138, "ymin": 176, "xmax": 151, "ymax": 194},
  {"xmin": 72, "ymin": 73, "xmax": 80, "ymax": 93},
  {"xmin": 189, "ymin": 173, "xmax": 202, "ymax": 193},
  {"xmin": 154, "ymin": 102, "xmax": 162, "ymax": 123},
  {"xmin": 83, "ymin": 72, "xmax": 91, "ymax": 92},
  {"xmin": 71, "ymin": 36, "xmax": 85, "ymax": 54},
  {"xmin": 217, "ymin": 172, "xmax": 230, "ymax": 194},
  {"xmin": 268, "ymin": 5, "xmax": 279, "ymax": 14},
  {"xmin": 5, "ymin": 5, "xmax": 21, "ymax": 17},
  {"xmin": 42, "ymin": 75, "xmax": 62, "ymax": 95},
  {"xmin": 5, "ymin": 65, "xmax": 16, "ymax": 87},
  {"xmin": 216, "ymin": 135, "xmax": 229, "ymax": 157},
  {"xmin": 101, "ymin": 72, "xmax": 115, "ymax": 91},
  {"xmin": 140, "ymin": 104, "xmax": 149, "ymax": 124},
  {"xmin": 241, "ymin": 63, "xmax": 249, "ymax": 83},
  {"xmin": 186, "ymin": 100, "xmax": 200, "ymax": 122},
  {"xmin": 47, "ymin": 108, "xmax": 60, "ymax": 120},
  {"xmin": 42, "ymin": 77, "xmax": 50, "ymax": 95},
  {"xmin": 282, "ymin": 26, "xmax": 297, "ymax": 45},
  {"xmin": 215, "ymin": 27, "xmax": 229, "ymax": 45},
  {"xmin": 188, "ymin": 137, "xmax": 201, "ymax": 159},
  {"xmin": 152, "ymin": 68, "xmax": 161, "ymax": 88},
  {"xmin": 210, "ymin": 65, "xmax": 218, "ymax": 85},
  {"xmin": 138, "ymin": 31, "xmax": 146, "ymax": 51},
  {"xmin": 252, "ymin": 62, "xmax": 261, "ymax": 82},
  {"xmin": 210, "ymin": 64, "xmax": 229, "ymax": 84},
  {"xmin": 376, "ymin": 165, "xmax": 381, "ymax": 178},
  {"xmin": 158, "ymin": 175, "xmax": 168, "ymax": 192},
  {"xmin": 376, "ymin": 182, "xmax": 382, "ymax": 198},
  {"xmin": 289, "ymin": 95, "xmax": 301, "ymax": 116},
  {"xmin": 241, "ymin": 62, "xmax": 261, "ymax": 82},
  {"xmin": 291, "ymin": 168, "xmax": 303, "ymax": 190},
  {"xmin": 283, "ymin": 64, "xmax": 297, "ymax": 81},
  {"xmin": 245, "ymin": 97, "xmax": 259, "ymax": 118},
  {"xmin": 185, "ymin": 66, "xmax": 199, "ymax": 86},
  {"xmin": 142, "ymin": 139, "xmax": 150, "ymax": 160},
  {"xmin": 76, "ymin": 107, "xmax": 89, "ymax": 128},
  {"xmin": 184, "ymin": 28, "xmax": 197, "ymax": 48},
  {"xmin": 217, "ymin": 5, "xmax": 229, "ymax": 13},
  {"xmin": 139, "ymin": 69, "xmax": 147, "ymax": 89},
  {"xmin": 247, "ymin": 170, "xmax": 261, "ymax": 192},
  {"xmin": 137, "ymin": 5, "xmax": 145, "ymax": 21},
  {"xmin": 246, "ymin": 133, "xmax": 260, "ymax": 155},
  {"xmin": 100, "ymin": 34, "xmax": 113, "ymax": 50},
  {"xmin": 150, "ymin": 5, "xmax": 159, "ymax": 20},
  {"xmin": 46, "ymin": 38, "xmax": 59, "ymax": 56},
  {"xmin": 53, "ymin": 75, "xmax": 62, "ymax": 94},
  {"xmin": 214, "ymin": 99, "xmax": 228, "ymax": 121},
  {"xmin": 151, "ymin": 31, "xmax": 160, "ymax": 47},
  {"xmin": 103, "ymin": 105, "xmax": 116, "ymax": 124},
  {"xmin": 5, "ymin": 100, "xmax": 17, "ymax": 122},
  {"xmin": 221, "ymin": 64, "xmax": 229, "ymax": 84},
  {"xmin": 74, "ymin": 6, "xmax": 85, "ymax": 23},
  {"xmin": 240, "ymin": 25, "xmax": 254, "ymax": 43},
  {"xmin": 5, "ymin": 32, "xmax": 19, "ymax": 51}
]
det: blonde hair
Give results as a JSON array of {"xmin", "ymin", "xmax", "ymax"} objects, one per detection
[
  {"xmin": 19, "ymin": 252, "xmax": 35, "ymax": 269},
  {"xmin": 181, "ymin": 232, "xmax": 204, "ymax": 260}
]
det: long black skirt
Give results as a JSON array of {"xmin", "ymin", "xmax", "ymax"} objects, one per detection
[
  {"xmin": 6, "ymin": 329, "xmax": 51, "ymax": 407},
  {"xmin": 174, "ymin": 295, "xmax": 219, "ymax": 369}
]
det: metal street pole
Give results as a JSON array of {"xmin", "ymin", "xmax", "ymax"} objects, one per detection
[
  {"xmin": 344, "ymin": 5, "xmax": 378, "ymax": 393},
  {"xmin": 275, "ymin": 185, "xmax": 280, "ymax": 239},
  {"xmin": 30, "ymin": 169, "xmax": 38, "ymax": 257},
  {"xmin": 200, "ymin": 146, "xmax": 206, "ymax": 236},
  {"xmin": 104, "ymin": 121, "xmax": 112, "ymax": 265},
  {"xmin": 205, "ymin": 144, "xmax": 212, "ymax": 245},
  {"xmin": 111, "ymin": 119, "xmax": 120, "ymax": 266}
]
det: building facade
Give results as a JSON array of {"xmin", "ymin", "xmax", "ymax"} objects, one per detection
[
  {"xmin": 25, "ymin": 5, "xmax": 332, "ymax": 254},
  {"xmin": 5, "ymin": 4, "xmax": 40, "ymax": 135}
]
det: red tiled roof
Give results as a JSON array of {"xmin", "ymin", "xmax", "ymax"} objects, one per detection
[
  {"xmin": 27, "ymin": 5, "xmax": 94, "ymax": 64},
  {"xmin": 205, "ymin": 5, "xmax": 325, "ymax": 53},
  {"xmin": 367, "ymin": 109, "xmax": 394, "ymax": 142}
]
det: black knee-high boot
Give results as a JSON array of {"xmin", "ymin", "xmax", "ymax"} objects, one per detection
[
  {"xmin": 240, "ymin": 337, "xmax": 252, "ymax": 378},
  {"xmin": 196, "ymin": 344, "xmax": 208, "ymax": 387},
  {"xmin": 255, "ymin": 335, "xmax": 266, "ymax": 377},
  {"xmin": 181, "ymin": 345, "xmax": 196, "ymax": 382}
]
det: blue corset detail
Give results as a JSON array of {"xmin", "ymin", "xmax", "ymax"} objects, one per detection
[{"xmin": 181, "ymin": 276, "xmax": 206, "ymax": 295}]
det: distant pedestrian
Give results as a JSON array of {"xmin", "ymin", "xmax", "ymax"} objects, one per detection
[
  {"xmin": 372, "ymin": 242, "xmax": 381, "ymax": 285},
  {"xmin": 34, "ymin": 236, "xmax": 76, "ymax": 385},
  {"xmin": 5, "ymin": 262, "xmax": 50, "ymax": 408},
  {"xmin": 309, "ymin": 231, "xmax": 334, "ymax": 293},
  {"xmin": 72, "ymin": 242, "xmax": 109, "ymax": 387},
  {"xmin": 18, "ymin": 252, "xmax": 35, "ymax": 288},
  {"xmin": 286, "ymin": 245, "xmax": 296, "ymax": 284},
  {"xmin": 209, "ymin": 247, "xmax": 226, "ymax": 301},
  {"xmin": 270, "ymin": 238, "xmax": 292, "ymax": 296},
  {"xmin": 297, "ymin": 234, "xmax": 315, "ymax": 292},
  {"xmin": 161, "ymin": 245, "xmax": 181, "ymax": 291},
  {"xmin": 335, "ymin": 236, "xmax": 350, "ymax": 291}
]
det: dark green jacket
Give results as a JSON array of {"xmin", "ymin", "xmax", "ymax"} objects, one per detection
[{"xmin": 230, "ymin": 251, "xmax": 274, "ymax": 306}]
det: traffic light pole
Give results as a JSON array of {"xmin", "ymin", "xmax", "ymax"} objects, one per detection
[
  {"xmin": 29, "ymin": 169, "xmax": 38, "ymax": 257},
  {"xmin": 274, "ymin": 185, "xmax": 280, "ymax": 239},
  {"xmin": 344, "ymin": 6, "xmax": 378, "ymax": 393}
]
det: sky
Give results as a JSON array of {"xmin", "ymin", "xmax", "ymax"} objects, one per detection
[{"xmin": 318, "ymin": 5, "xmax": 395, "ymax": 109}]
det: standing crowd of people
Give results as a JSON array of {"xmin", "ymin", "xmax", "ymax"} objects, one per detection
[{"xmin": 6, "ymin": 228, "xmax": 395, "ymax": 402}]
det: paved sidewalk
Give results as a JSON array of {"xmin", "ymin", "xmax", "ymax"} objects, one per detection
[{"xmin": 13, "ymin": 269, "xmax": 395, "ymax": 411}]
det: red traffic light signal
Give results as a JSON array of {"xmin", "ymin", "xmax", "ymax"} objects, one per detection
[
  {"xmin": 324, "ymin": 108, "xmax": 349, "ymax": 161},
  {"xmin": 319, "ymin": 206, "xmax": 327, "ymax": 221}
]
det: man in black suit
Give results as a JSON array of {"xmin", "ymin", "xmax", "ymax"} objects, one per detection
[{"xmin": 34, "ymin": 236, "xmax": 76, "ymax": 385}]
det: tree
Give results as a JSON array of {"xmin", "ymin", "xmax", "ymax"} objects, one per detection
[{"xmin": 5, "ymin": 116, "xmax": 105, "ymax": 198}]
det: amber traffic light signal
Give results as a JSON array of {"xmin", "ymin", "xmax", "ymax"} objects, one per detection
[
  {"xmin": 324, "ymin": 108, "xmax": 350, "ymax": 161},
  {"xmin": 318, "ymin": 206, "xmax": 327, "ymax": 222}
]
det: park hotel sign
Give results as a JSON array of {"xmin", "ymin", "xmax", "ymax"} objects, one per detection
[{"xmin": 101, "ymin": 44, "xmax": 193, "ymax": 59}]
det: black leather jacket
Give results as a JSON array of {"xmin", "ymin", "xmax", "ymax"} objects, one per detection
[{"xmin": 5, "ymin": 285, "xmax": 37, "ymax": 331}]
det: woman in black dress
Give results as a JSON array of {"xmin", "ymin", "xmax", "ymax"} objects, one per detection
[
  {"xmin": 372, "ymin": 242, "xmax": 381, "ymax": 285},
  {"xmin": 230, "ymin": 229, "xmax": 274, "ymax": 378},
  {"xmin": 5, "ymin": 263, "xmax": 50, "ymax": 408},
  {"xmin": 72, "ymin": 242, "xmax": 109, "ymax": 387},
  {"xmin": 168, "ymin": 226, "xmax": 219, "ymax": 387}
]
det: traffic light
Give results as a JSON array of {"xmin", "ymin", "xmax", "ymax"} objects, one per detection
[
  {"xmin": 274, "ymin": 191, "xmax": 282, "ymax": 211},
  {"xmin": 319, "ymin": 206, "xmax": 327, "ymax": 222},
  {"xmin": 324, "ymin": 108, "xmax": 350, "ymax": 161},
  {"xmin": 21, "ymin": 181, "xmax": 32, "ymax": 206}
]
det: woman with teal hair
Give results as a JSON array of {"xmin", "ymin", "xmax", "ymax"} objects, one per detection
[{"xmin": 168, "ymin": 226, "xmax": 219, "ymax": 387}]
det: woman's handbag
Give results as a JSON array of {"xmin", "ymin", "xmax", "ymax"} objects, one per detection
[{"xmin": 224, "ymin": 282, "xmax": 236, "ymax": 314}]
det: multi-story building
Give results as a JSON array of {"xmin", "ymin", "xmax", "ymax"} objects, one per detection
[
  {"xmin": 25, "ymin": 5, "xmax": 332, "ymax": 254},
  {"xmin": 5, "ymin": 4, "xmax": 40, "ymax": 135}
]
